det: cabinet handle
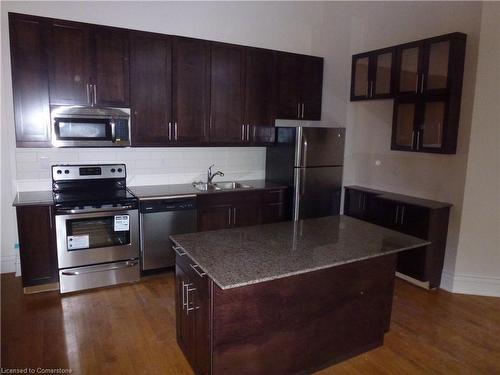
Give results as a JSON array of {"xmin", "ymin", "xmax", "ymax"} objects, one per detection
[
  {"xmin": 395, "ymin": 205, "xmax": 400, "ymax": 224},
  {"xmin": 86, "ymin": 83, "xmax": 91, "ymax": 105},
  {"xmin": 363, "ymin": 195, "xmax": 367, "ymax": 210},
  {"xmin": 420, "ymin": 74, "xmax": 425, "ymax": 93},
  {"xmin": 168, "ymin": 122, "xmax": 172, "ymax": 141},
  {"xmin": 297, "ymin": 103, "xmax": 301, "ymax": 118},
  {"xmin": 190, "ymin": 264, "xmax": 206, "ymax": 278},
  {"xmin": 415, "ymin": 74, "xmax": 419, "ymax": 93},
  {"xmin": 49, "ymin": 206, "xmax": 53, "ymax": 229},
  {"xmin": 400, "ymin": 205, "xmax": 405, "ymax": 225},
  {"xmin": 228, "ymin": 208, "xmax": 232, "ymax": 226},
  {"xmin": 411, "ymin": 131, "xmax": 415, "ymax": 150},
  {"xmin": 173, "ymin": 245, "xmax": 186, "ymax": 256},
  {"xmin": 246, "ymin": 124, "xmax": 250, "ymax": 141},
  {"xmin": 241, "ymin": 125, "xmax": 245, "ymax": 141},
  {"xmin": 358, "ymin": 194, "xmax": 363, "ymax": 210},
  {"xmin": 416, "ymin": 131, "xmax": 420, "ymax": 150},
  {"xmin": 370, "ymin": 81, "xmax": 374, "ymax": 97},
  {"xmin": 301, "ymin": 103, "xmax": 305, "ymax": 118},
  {"xmin": 233, "ymin": 207, "xmax": 237, "ymax": 226},
  {"xmin": 185, "ymin": 283, "xmax": 198, "ymax": 315},
  {"xmin": 93, "ymin": 84, "xmax": 97, "ymax": 106},
  {"xmin": 174, "ymin": 122, "xmax": 178, "ymax": 141},
  {"xmin": 181, "ymin": 281, "xmax": 190, "ymax": 310}
]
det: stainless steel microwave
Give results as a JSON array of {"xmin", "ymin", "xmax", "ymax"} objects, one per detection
[{"xmin": 51, "ymin": 106, "xmax": 131, "ymax": 147}]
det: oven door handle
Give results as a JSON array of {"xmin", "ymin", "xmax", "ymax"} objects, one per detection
[
  {"xmin": 56, "ymin": 205, "xmax": 136, "ymax": 214},
  {"xmin": 61, "ymin": 260, "xmax": 139, "ymax": 276}
]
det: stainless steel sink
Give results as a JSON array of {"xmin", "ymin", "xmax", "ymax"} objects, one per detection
[
  {"xmin": 192, "ymin": 182, "xmax": 221, "ymax": 191},
  {"xmin": 214, "ymin": 181, "xmax": 253, "ymax": 190}
]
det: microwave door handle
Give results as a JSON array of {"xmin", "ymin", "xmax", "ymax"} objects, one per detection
[{"xmin": 111, "ymin": 121, "xmax": 116, "ymax": 143}]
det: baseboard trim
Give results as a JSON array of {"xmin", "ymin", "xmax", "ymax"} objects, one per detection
[
  {"xmin": 395, "ymin": 272, "xmax": 431, "ymax": 289},
  {"xmin": 24, "ymin": 282, "xmax": 60, "ymax": 294},
  {"xmin": 1, "ymin": 255, "xmax": 16, "ymax": 274},
  {"xmin": 440, "ymin": 270, "xmax": 500, "ymax": 297}
]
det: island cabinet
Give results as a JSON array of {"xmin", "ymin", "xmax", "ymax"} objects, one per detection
[
  {"xmin": 197, "ymin": 188, "xmax": 288, "ymax": 232},
  {"xmin": 276, "ymin": 52, "xmax": 323, "ymax": 120},
  {"xmin": 173, "ymin": 250, "xmax": 398, "ymax": 375},
  {"xmin": 344, "ymin": 186, "xmax": 451, "ymax": 288},
  {"xmin": 15, "ymin": 205, "xmax": 59, "ymax": 290}
]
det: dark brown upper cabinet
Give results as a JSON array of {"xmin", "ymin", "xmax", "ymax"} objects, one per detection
[
  {"xmin": 9, "ymin": 13, "xmax": 52, "ymax": 147},
  {"xmin": 130, "ymin": 32, "xmax": 172, "ymax": 146},
  {"xmin": 244, "ymin": 48, "xmax": 276, "ymax": 144},
  {"xmin": 209, "ymin": 42, "xmax": 246, "ymax": 144},
  {"xmin": 350, "ymin": 47, "xmax": 395, "ymax": 100},
  {"xmin": 172, "ymin": 37, "xmax": 210, "ymax": 144},
  {"xmin": 48, "ymin": 20, "xmax": 129, "ymax": 107},
  {"xmin": 276, "ymin": 53, "xmax": 323, "ymax": 120}
]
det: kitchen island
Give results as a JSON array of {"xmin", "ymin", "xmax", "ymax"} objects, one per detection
[{"xmin": 170, "ymin": 215, "xmax": 429, "ymax": 375}]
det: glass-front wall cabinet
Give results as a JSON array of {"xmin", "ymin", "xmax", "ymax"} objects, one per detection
[
  {"xmin": 425, "ymin": 40, "xmax": 450, "ymax": 93},
  {"xmin": 352, "ymin": 56, "xmax": 370, "ymax": 99}
]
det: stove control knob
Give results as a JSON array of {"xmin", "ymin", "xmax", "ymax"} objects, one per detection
[
  {"xmin": 64, "ymin": 170, "xmax": 70, "ymax": 174},
  {"xmin": 117, "ymin": 168, "xmax": 123, "ymax": 173},
  {"xmin": 56, "ymin": 170, "xmax": 62, "ymax": 174},
  {"xmin": 111, "ymin": 168, "xmax": 116, "ymax": 173}
]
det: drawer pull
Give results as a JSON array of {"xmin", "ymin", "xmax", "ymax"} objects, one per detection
[
  {"xmin": 173, "ymin": 246, "xmax": 186, "ymax": 256},
  {"xmin": 190, "ymin": 264, "xmax": 206, "ymax": 278}
]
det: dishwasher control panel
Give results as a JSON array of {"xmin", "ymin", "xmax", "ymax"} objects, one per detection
[{"xmin": 139, "ymin": 197, "xmax": 197, "ymax": 214}]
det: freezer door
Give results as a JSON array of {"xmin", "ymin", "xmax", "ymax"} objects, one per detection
[
  {"xmin": 294, "ymin": 166, "xmax": 343, "ymax": 220},
  {"xmin": 295, "ymin": 127, "xmax": 345, "ymax": 167}
]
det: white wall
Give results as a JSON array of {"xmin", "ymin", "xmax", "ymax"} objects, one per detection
[
  {"xmin": 452, "ymin": 2, "xmax": 500, "ymax": 297},
  {"xmin": 0, "ymin": 1, "xmax": 322, "ymax": 272}
]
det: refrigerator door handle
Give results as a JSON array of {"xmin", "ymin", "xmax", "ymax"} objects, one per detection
[{"xmin": 293, "ymin": 169, "xmax": 301, "ymax": 221}]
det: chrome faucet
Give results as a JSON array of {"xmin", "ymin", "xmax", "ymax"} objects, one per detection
[{"xmin": 207, "ymin": 164, "xmax": 224, "ymax": 185}]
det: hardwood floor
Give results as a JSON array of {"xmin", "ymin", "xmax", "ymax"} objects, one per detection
[{"xmin": 1, "ymin": 272, "xmax": 499, "ymax": 374}]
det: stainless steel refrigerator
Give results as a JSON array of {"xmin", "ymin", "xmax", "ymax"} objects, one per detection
[{"xmin": 266, "ymin": 127, "xmax": 345, "ymax": 220}]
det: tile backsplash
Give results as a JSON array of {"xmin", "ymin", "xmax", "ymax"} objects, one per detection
[{"xmin": 15, "ymin": 147, "xmax": 266, "ymax": 191}]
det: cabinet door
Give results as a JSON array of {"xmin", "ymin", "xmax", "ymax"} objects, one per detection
[
  {"xmin": 244, "ymin": 48, "xmax": 276, "ymax": 144},
  {"xmin": 197, "ymin": 205, "xmax": 232, "ymax": 231},
  {"xmin": 351, "ymin": 55, "xmax": 370, "ymax": 100},
  {"xmin": 175, "ymin": 265, "xmax": 196, "ymax": 365},
  {"xmin": 261, "ymin": 202, "xmax": 287, "ymax": 224},
  {"xmin": 48, "ymin": 21, "xmax": 92, "ymax": 106},
  {"xmin": 418, "ymin": 98, "xmax": 448, "ymax": 152},
  {"xmin": 399, "ymin": 204, "xmax": 429, "ymax": 239},
  {"xmin": 276, "ymin": 52, "xmax": 301, "ymax": 119},
  {"xmin": 172, "ymin": 37, "xmax": 209, "ymax": 144},
  {"xmin": 372, "ymin": 49, "xmax": 395, "ymax": 98},
  {"xmin": 301, "ymin": 56, "xmax": 323, "ymax": 120},
  {"xmin": 391, "ymin": 100, "xmax": 417, "ymax": 151},
  {"xmin": 130, "ymin": 33, "xmax": 172, "ymax": 146},
  {"xmin": 396, "ymin": 42, "xmax": 423, "ymax": 96},
  {"xmin": 232, "ymin": 203, "xmax": 261, "ymax": 228},
  {"xmin": 191, "ymin": 270, "xmax": 211, "ymax": 375},
  {"xmin": 210, "ymin": 43, "xmax": 245, "ymax": 143},
  {"xmin": 422, "ymin": 39, "xmax": 451, "ymax": 95},
  {"xmin": 93, "ymin": 27, "xmax": 130, "ymax": 107},
  {"xmin": 344, "ymin": 189, "xmax": 365, "ymax": 219},
  {"xmin": 9, "ymin": 14, "xmax": 52, "ymax": 147},
  {"xmin": 16, "ymin": 205, "xmax": 58, "ymax": 287}
]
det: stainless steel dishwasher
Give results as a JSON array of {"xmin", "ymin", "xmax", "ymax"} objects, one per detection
[{"xmin": 139, "ymin": 195, "xmax": 197, "ymax": 272}]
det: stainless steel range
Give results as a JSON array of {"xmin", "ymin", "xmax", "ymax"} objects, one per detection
[{"xmin": 52, "ymin": 164, "xmax": 140, "ymax": 293}]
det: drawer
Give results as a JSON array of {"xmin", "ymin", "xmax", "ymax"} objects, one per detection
[
  {"xmin": 261, "ymin": 188, "xmax": 287, "ymax": 204},
  {"xmin": 173, "ymin": 244, "xmax": 209, "ymax": 285}
]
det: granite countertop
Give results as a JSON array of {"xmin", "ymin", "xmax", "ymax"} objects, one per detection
[
  {"xmin": 13, "ymin": 190, "xmax": 54, "ymax": 206},
  {"xmin": 130, "ymin": 180, "xmax": 287, "ymax": 199},
  {"xmin": 170, "ymin": 215, "xmax": 430, "ymax": 290},
  {"xmin": 345, "ymin": 185, "xmax": 452, "ymax": 209}
]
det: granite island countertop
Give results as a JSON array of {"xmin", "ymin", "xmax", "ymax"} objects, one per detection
[{"xmin": 170, "ymin": 215, "xmax": 430, "ymax": 290}]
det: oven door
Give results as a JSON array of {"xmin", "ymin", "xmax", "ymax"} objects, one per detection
[
  {"xmin": 53, "ymin": 117, "xmax": 114, "ymax": 147},
  {"xmin": 55, "ymin": 209, "xmax": 139, "ymax": 269}
]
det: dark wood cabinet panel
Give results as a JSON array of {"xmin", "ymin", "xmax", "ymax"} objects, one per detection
[
  {"xmin": 344, "ymin": 186, "xmax": 450, "ymax": 288},
  {"xmin": 276, "ymin": 52, "xmax": 302, "ymax": 119},
  {"xmin": 197, "ymin": 205, "xmax": 232, "ymax": 232},
  {"xmin": 172, "ymin": 37, "xmax": 210, "ymax": 144},
  {"xmin": 130, "ymin": 32, "xmax": 172, "ymax": 146},
  {"xmin": 261, "ymin": 202, "xmax": 287, "ymax": 224},
  {"xmin": 232, "ymin": 203, "xmax": 260, "ymax": 228},
  {"xmin": 93, "ymin": 27, "xmax": 130, "ymax": 107},
  {"xmin": 301, "ymin": 55, "xmax": 323, "ymax": 120},
  {"xmin": 244, "ymin": 48, "xmax": 276, "ymax": 144},
  {"xmin": 9, "ymin": 14, "xmax": 52, "ymax": 147},
  {"xmin": 16, "ymin": 205, "xmax": 58, "ymax": 288},
  {"xmin": 210, "ymin": 43, "xmax": 245, "ymax": 144},
  {"xmin": 48, "ymin": 20, "xmax": 92, "ymax": 106}
]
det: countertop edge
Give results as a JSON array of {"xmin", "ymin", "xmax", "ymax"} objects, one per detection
[{"xmin": 170, "ymin": 237, "xmax": 431, "ymax": 290}]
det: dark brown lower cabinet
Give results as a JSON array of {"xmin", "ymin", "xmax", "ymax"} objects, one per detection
[
  {"xmin": 15, "ymin": 205, "xmax": 59, "ymax": 288},
  {"xmin": 197, "ymin": 188, "xmax": 288, "ymax": 232},
  {"xmin": 175, "ymin": 251, "xmax": 397, "ymax": 374},
  {"xmin": 344, "ymin": 186, "xmax": 451, "ymax": 288}
]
